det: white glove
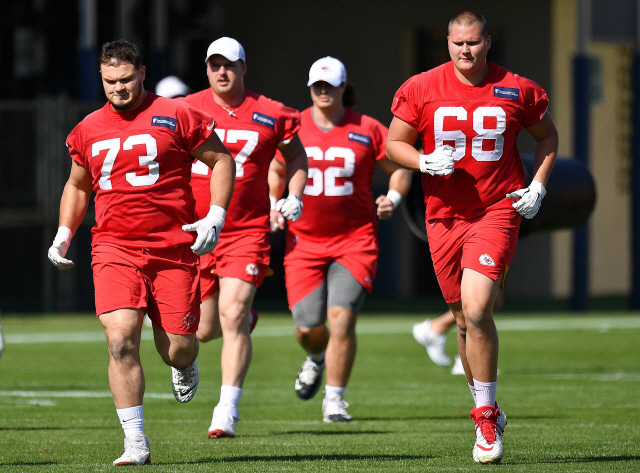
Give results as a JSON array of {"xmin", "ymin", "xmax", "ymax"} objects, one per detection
[
  {"xmin": 182, "ymin": 205, "xmax": 226, "ymax": 255},
  {"xmin": 507, "ymin": 180, "xmax": 546, "ymax": 219},
  {"xmin": 420, "ymin": 145, "xmax": 455, "ymax": 176},
  {"xmin": 276, "ymin": 194, "xmax": 303, "ymax": 222},
  {"xmin": 48, "ymin": 226, "xmax": 74, "ymax": 270}
]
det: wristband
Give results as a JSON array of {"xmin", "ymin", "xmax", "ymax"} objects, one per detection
[
  {"xmin": 269, "ymin": 196, "xmax": 277, "ymax": 210},
  {"xmin": 386, "ymin": 190, "xmax": 402, "ymax": 210},
  {"xmin": 53, "ymin": 226, "xmax": 73, "ymax": 245}
]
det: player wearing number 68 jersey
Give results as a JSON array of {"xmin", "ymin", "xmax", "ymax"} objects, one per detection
[
  {"xmin": 270, "ymin": 56, "xmax": 411, "ymax": 423},
  {"xmin": 47, "ymin": 40, "xmax": 235, "ymax": 466},
  {"xmin": 386, "ymin": 11, "xmax": 558, "ymax": 464},
  {"xmin": 180, "ymin": 37, "xmax": 308, "ymax": 439}
]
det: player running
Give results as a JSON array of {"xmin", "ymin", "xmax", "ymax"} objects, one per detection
[
  {"xmin": 47, "ymin": 40, "xmax": 235, "ymax": 466},
  {"xmin": 181, "ymin": 37, "xmax": 308, "ymax": 438},
  {"xmin": 270, "ymin": 57, "xmax": 411, "ymax": 422},
  {"xmin": 386, "ymin": 11, "xmax": 558, "ymax": 463}
]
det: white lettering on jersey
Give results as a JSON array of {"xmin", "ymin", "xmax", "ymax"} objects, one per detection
[
  {"xmin": 303, "ymin": 146, "xmax": 355, "ymax": 197},
  {"xmin": 191, "ymin": 128, "xmax": 259, "ymax": 178},
  {"xmin": 94, "ymin": 135, "xmax": 159, "ymax": 190}
]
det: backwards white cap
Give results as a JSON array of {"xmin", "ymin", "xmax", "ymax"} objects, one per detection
[
  {"xmin": 205, "ymin": 37, "xmax": 246, "ymax": 63},
  {"xmin": 307, "ymin": 56, "xmax": 347, "ymax": 87},
  {"xmin": 155, "ymin": 76, "xmax": 191, "ymax": 98}
]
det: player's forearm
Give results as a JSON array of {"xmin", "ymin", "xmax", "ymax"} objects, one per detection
[
  {"xmin": 531, "ymin": 130, "xmax": 558, "ymax": 187},
  {"xmin": 285, "ymin": 153, "xmax": 308, "ymax": 198},
  {"xmin": 209, "ymin": 154, "xmax": 236, "ymax": 210},
  {"xmin": 58, "ymin": 181, "xmax": 91, "ymax": 234},
  {"xmin": 268, "ymin": 159, "xmax": 287, "ymax": 200},
  {"xmin": 386, "ymin": 140, "xmax": 421, "ymax": 172},
  {"xmin": 388, "ymin": 167, "xmax": 412, "ymax": 197}
]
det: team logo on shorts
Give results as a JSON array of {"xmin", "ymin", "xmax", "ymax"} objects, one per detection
[
  {"xmin": 183, "ymin": 314, "xmax": 196, "ymax": 327},
  {"xmin": 479, "ymin": 254, "xmax": 496, "ymax": 266},
  {"xmin": 245, "ymin": 263, "xmax": 259, "ymax": 276}
]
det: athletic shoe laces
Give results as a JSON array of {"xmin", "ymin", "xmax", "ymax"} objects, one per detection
[
  {"xmin": 477, "ymin": 417, "xmax": 498, "ymax": 444},
  {"xmin": 298, "ymin": 360, "xmax": 322, "ymax": 385}
]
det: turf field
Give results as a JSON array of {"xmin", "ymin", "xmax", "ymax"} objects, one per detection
[{"xmin": 0, "ymin": 311, "xmax": 639, "ymax": 472}]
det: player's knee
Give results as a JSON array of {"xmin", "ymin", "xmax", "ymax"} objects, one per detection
[
  {"xmin": 329, "ymin": 311, "xmax": 357, "ymax": 338},
  {"xmin": 163, "ymin": 345, "xmax": 195, "ymax": 369},
  {"xmin": 107, "ymin": 336, "xmax": 139, "ymax": 361},
  {"xmin": 219, "ymin": 306, "xmax": 249, "ymax": 331},
  {"xmin": 197, "ymin": 325, "xmax": 221, "ymax": 342},
  {"xmin": 463, "ymin": 306, "xmax": 493, "ymax": 331}
]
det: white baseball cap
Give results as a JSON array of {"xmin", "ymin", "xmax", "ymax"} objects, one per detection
[
  {"xmin": 155, "ymin": 76, "xmax": 191, "ymax": 98},
  {"xmin": 205, "ymin": 37, "xmax": 246, "ymax": 63},
  {"xmin": 307, "ymin": 56, "xmax": 347, "ymax": 87}
]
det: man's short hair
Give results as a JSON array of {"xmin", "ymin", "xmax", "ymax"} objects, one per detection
[
  {"xmin": 100, "ymin": 40, "xmax": 143, "ymax": 69},
  {"xmin": 448, "ymin": 11, "xmax": 489, "ymax": 38}
]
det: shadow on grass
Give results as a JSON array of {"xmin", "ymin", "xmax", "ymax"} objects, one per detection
[
  {"xmin": 170, "ymin": 454, "xmax": 431, "ymax": 465},
  {"xmin": 508, "ymin": 455, "xmax": 640, "ymax": 465},
  {"xmin": 0, "ymin": 462, "xmax": 57, "ymax": 467},
  {"xmin": 266, "ymin": 430, "xmax": 385, "ymax": 436},
  {"xmin": 0, "ymin": 426, "xmax": 109, "ymax": 431}
]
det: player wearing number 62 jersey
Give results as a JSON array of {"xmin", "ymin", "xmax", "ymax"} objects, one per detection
[
  {"xmin": 47, "ymin": 40, "xmax": 235, "ymax": 466},
  {"xmin": 270, "ymin": 56, "xmax": 411, "ymax": 423},
  {"xmin": 181, "ymin": 37, "xmax": 308, "ymax": 439},
  {"xmin": 387, "ymin": 11, "xmax": 558, "ymax": 464}
]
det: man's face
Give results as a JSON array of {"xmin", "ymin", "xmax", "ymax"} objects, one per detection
[
  {"xmin": 447, "ymin": 23, "xmax": 491, "ymax": 79},
  {"xmin": 101, "ymin": 62, "xmax": 146, "ymax": 111},
  {"xmin": 206, "ymin": 55, "xmax": 246, "ymax": 97},
  {"xmin": 310, "ymin": 81, "xmax": 345, "ymax": 110}
]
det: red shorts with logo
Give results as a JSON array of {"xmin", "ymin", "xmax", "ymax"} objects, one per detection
[
  {"xmin": 426, "ymin": 209, "xmax": 521, "ymax": 304},
  {"xmin": 91, "ymin": 243, "xmax": 200, "ymax": 335},
  {"xmin": 283, "ymin": 227, "xmax": 378, "ymax": 309},
  {"xmin": 199, "ymin": 231, "xmax": 270, "ymax": 301}
]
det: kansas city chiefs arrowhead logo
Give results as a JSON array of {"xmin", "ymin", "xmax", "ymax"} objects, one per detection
[{"xmin": 479, "ymin": 254, "xmax": 496, "ymax": 266}]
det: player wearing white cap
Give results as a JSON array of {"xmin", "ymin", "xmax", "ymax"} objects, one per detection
[
  {"xmin": 181, "ymin": 37, "xmax": 308, "ymax": 438},
  {"xmin": 155, "ymin": 76, "xmax": 191, "ymax": 99},
  {"xmin": 269, "ymin": 57, "xmax": 411, "ymax": 422}
]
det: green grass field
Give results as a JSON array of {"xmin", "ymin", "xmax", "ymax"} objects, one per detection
[{"xmin": 1, "ymin": 311, "xmax": 639, "ymax": 472}]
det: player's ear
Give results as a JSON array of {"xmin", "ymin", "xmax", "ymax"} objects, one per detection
[
  {"xmin": 486, "ymin": 35, "xmax": 491, "ymax": 50},
  {"xmin": 241, "ymin": 62, "xmax": 247, "ymax": 77},
  {"xmin": 140, "ymin": 65, "xmax": 146, "ymax": 81}
]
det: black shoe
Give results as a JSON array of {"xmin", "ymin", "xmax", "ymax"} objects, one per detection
[{"xmin": 294, "ymin": 357, "xmax": 324, "ymax": 400}]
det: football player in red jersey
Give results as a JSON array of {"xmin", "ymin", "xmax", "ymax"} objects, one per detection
[
  {"xmin": 181, "ymin": 37, "xmax": 308, "ymax": 438},
  {"xmin": 46, "ymin": 40, "xmax": 235, "ymax": 466},
  {"xmin": 270, "ymin": 57, "xmax": 411, "ymax": 422},
  {"xmin": 386, "ymin": 12, "xmax": 558, "ymax": 464}
]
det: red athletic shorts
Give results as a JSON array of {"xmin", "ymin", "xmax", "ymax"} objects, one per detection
[
  {"xmin": 91, "ymin": 243, "xmax": 200, "ymax": 335},
  {"xmin": 426, "ymin": 209, "xmax": 521, "ymax": 304},
  {"xmin": 199, "ymin": 231, "xmax": 270, "ymax": 301},
  {"xmin": 283, "ymin": 227, "xmax": 378, "ymax": 309}
]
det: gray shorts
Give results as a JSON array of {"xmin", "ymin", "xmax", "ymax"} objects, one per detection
[{"xmin": 291, "ymin": 261, "xmax": 367, "ymax": 328}]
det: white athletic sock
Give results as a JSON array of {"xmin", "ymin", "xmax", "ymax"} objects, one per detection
[
  {"xmin": 468, "ymin": 383, "xmax": 477, "ymax": 404},
  {"xmin": 219, "ymin": 385, "xmax": 242, "ymax": 412},
  {"xmin": 308, "ymin": 351, "xmax": 325, "ymax": 364},
  {"xmin": 117, "ymin": 405, "xmax": 144, "ymax": 438},
  {"xmin": 473, "ymin": 379, "xmax": 497, "ymax": 408},
  {"xmin": 325, "ymin": 385, "xmax": 346, "ymax": 398}
]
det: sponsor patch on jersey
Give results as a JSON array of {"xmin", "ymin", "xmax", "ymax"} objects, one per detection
[
  {"xmin": 493, "ymin": 86, "xmax": 520, "ymax": 100},
  {"xmin": 348, "ymin": 132, "xmax": 371, "ymax": 146},
  {"xmin": 151, "ymin": 116, "xmax": 177, "ymax": 130},
  {"xmin": 252, "ymin": 112, "xmax": 276, "ymax": 128}
]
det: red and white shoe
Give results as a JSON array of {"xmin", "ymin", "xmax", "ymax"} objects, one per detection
[
  {"xmin": 470, "ymin": 405, "xmax": 504, "ymax": 464},
  {"xmin": 249, "ymin": 308, "xmax": 258, "ymax": 334},
  {"xmin": 207, "ymin": 405, "xmax": 239, "ymax": 439}
]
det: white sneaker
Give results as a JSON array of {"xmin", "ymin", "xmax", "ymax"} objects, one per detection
[
  {"xmin": 412, "ymin": 320, "xmax": 452, "ymax": 366},
  {"xmin": 322, "ymin": 393, "xmax": 352, "ymax": 423},
  {"xmin": 470, "ymin": 405, "xmax": 504, "ymax": 464},
  {"xmin": 295, "ymin": 357, "xmax": 324, "ymax": 400},
  {"xmin": 208, "ymin": 405, "xmax": 239, "ymax": 438},
  {"xmin": 171, "ymin": 360, "xmax": 198, "ymax": 403},
  {"xmin": 113, "ymin": 435, "xmax": 151, "ymax": 466},
  {"xmin": 451, "ymin": 355, "xmax": 465, "ymax": 375}
]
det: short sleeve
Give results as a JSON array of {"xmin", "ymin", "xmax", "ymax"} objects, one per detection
[
  {"xmin": 65, "ymin": 124, "xmax": 87, "ymax": 167},
  {"xmin": 520, "ymin": 77, "xmax": 549, "ymax": 128},
  {"xmin": 277, "ymin": 106, "xmax": 302, "ymax": 144},
  {"xmin": 391, "ymin": 76, "xmax": 421, "ymax": 129},
  {"xmin": 177, "ymin": 104, "xmax": 216, "ymax": 152}
]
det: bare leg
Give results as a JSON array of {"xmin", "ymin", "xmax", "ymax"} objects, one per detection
[
  {"xmin": 429, "ymin": 310, "xmax": 457, "ymax": 335},
  {"xmin": 324, "ymin": 306, "xmax": 357, "ymax": 387},
  {"xmin": 197, "ymin": 296, "xmax": 222, "ymax": 342}
]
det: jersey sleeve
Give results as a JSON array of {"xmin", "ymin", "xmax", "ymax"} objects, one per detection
[
  {"xmin": 65, "ymin": 124, "xmax": 87, "ymax": 167},
  {"xmin": 391, "ymin": 76, "xmax": 422, "ymax": 129},
  {"xmin": 519, "ymin": 76, "xmax": 549, "ymax": 128},
  {"xmin": 176, "ymin": 104, "xmax": 216, "ymax": 153},
  {"xmin": 371, "ymin": 119, "xmax": 389, "ymax": 162},
  {"xmin": 276, "ymin": 105, "xmax": 302, "ymax": 144}
]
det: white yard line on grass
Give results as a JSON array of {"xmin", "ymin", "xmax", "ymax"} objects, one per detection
[{"xmin": 6, "ymin": 315, "xmax": 640, "ymax": 344}]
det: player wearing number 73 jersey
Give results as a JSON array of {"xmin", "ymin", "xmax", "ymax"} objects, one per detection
[
  {"xmin": 387, "ymin": 11, "xmax": 558, "ymax": 464},
  {"xmin": 181, "ymin": 37, "xmax": 308, "ymax": 439}
]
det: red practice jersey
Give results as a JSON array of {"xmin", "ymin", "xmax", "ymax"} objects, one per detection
[
  {"xmin": 183, "ymin": 89, "xmax": 301, "ymax": 234},
  {"xmin": 288, "ymin": 107, "xmax": 388, "ymax": 240},
  {"xmin": 66, "ymin": 92, "xmax": 215, "ymax": 248},
  {"xmin": 392, "ymin": 61, "xmax": 549, "ymax": 220}
]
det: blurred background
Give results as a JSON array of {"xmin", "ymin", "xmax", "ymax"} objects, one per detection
[{"xmin": 0, "ymin": 0, "xmax": 637, "ymax": 313}]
